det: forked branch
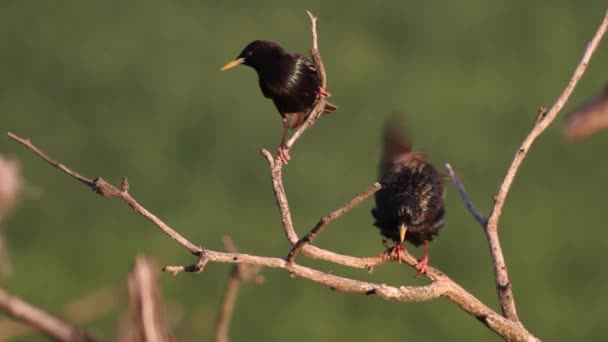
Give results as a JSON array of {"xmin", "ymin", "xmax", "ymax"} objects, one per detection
[
  {"xmin": 286, "ymin": 182, "xmax": 381, "ymax": 263},
  {"xmin": 7, "ymin": 129, "xmax": 538, "ymax": 341},
  {"xmin": 11, "ymin": 8, "xmax": 608, "ymax": 342},
  {"xmin": 481, "ymin": 9, "xmax": 608, "ymax": 322}
]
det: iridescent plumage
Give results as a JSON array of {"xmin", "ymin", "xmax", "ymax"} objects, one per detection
[
  {"xmin": 222, "ymin": 40, "xmax": 337, "ymax": 163},
  {"xmin": 372, "ymin": 120, "xmax": 445, "ymax": 275}
]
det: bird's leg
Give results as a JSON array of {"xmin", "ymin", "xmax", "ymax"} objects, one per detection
[
  {"xmin": 415, "ymin": 241, "xmax": 430, "ymax": 276},
  {"xmin": 277, "ymin": 117, "xmax": 291, "ymax": 164},
  {"xmin": 389, "ymin": 243, "xmax": 406, "ymax": 262},
  {"xmin": 386, "ymin": 223, "xmax": 408, "ymax": 262},
  {"xmin": 318, "ymin": 87, "xmax": 331, "ymax": 98}
]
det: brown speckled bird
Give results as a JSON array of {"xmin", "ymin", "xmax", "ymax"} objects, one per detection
[
  {"xmin": 221, "ymin": 40, "xmax": 337, "ymax": 163},
  {"xmin": 371, "ymin": 120, "xmax": 445, "ymax": 275}
]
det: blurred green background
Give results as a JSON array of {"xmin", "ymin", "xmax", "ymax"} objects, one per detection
[{"xmin": 1, "ymin": 1, "xmax": 607, "ymax": 341}]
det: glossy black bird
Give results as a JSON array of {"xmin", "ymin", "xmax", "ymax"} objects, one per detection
[
  {"xmin": 371, "ymin": 121, "xmax": 445, "ymax": 275},
  {"xmin": 221, "ymin": 40, "xmax": 337, "ymax": 163}
]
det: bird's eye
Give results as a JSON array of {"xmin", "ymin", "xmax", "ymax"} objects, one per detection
[{"xmin": 247, "ymin": 50, "xmax": 253, "ymax": 57}]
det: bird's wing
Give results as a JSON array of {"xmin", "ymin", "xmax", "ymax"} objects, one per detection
[
  {"xmin": 300, "ymin": 55, "xmax": 318, "ymax": 74},
  {"xmin": 257, "ymin": 78, "xmax": 270, "ymax": 98}
]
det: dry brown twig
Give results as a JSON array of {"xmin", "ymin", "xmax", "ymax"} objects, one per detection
[
  {"xmin": 286, "ymin": 182, "xmax": 381, "ymax": 263},
  {"xmin": 0, "ymin": 285, "xmax": 122, "ymax": 341},
  {"xmin": 281, "ymin": 11, "xmax": 329, "ymax": 155},
  {"xmin": 214, "ymin": 237, "xmax": 264, "ymax": 342},
  {"xmin": 475, "ymin": 10, "xmax": 608, "ymax": 322},
  {"xmin": 126, "ymin": 256, "xmax": 173, "ymax": 342},
  {"xmin": 6, "ymin": 133, "xmax": 202, "ymax": 256},
  {"xmin": 7, "ymin": 8, "xmax": 608, "ymax": 342},
  {"xmin": 0, "ymin": 287, "xmax": 98, "ymax": 342},
  {"xmin": 0, "ymin": 155, "xmax": 24, "ymax": 277}
]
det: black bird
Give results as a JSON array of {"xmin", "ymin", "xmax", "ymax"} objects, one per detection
[
  {"xmin": 371, "ymin": 120, "xmax": 445, "ymax": 275},
  {"xmin": 221, "ymin": 40, "xmax": 337, "ymax": 163}
]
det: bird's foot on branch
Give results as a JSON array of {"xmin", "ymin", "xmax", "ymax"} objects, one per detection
[
  {"xmin": 415, "ymin": 255, "xmax": 429, "ymax": 277},
  {"xmin": 414, "ymin": 241, "xmax": 430, "ymax": 277},
  {"xmin": 388, "ymin": 243, "xmax": 406, "ymax": 263},
  {"xmin": 277, "ymin": 146, "xmax": 291, "ymax": 164}
]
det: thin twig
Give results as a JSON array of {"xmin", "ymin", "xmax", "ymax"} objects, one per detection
[
  {"xmin": 286, "ymin": 182, "xmax": 381, "ymax": 263},
  {"xmin": 0, "ymin": 285, "xmax": 122, "ymax": 341},
  {"xmin": 214, "ymin": 269, "xmax": 240, "ymax": 342},
  {"xmin": 484, "ymin": 10, "xmax": 608, "ymax": 322},
  {"xmin": 8, "ymin": 132, "xmax": 203, "ymax": 256},
  {"xmin": 127, "ymin": 256, "xmax": 172, "ymax": 342},
  {"xmin": 445, "ymin": 164, "xmax": 486, "ymax": 225},
  {"xmin": 214, "ymin": 237, "xmax": 264, "ymax": 342},
  {"xmin": 306, "ymin": 11, "xmax": 319, "ymax": 52},
  {"xmin": 283, "ymin": 11, "xmax": 328, "ymax": 152},
  {"xmin": 7, "ymin": 133, "xmax": 92, "ymax": 187},
  {"xmin": 306, "ymin": 10, "xmax": 326, "ymax": 88},
  {"xmin": 261, "ymin": 149, "xmax": 390, "ymax": 270},
  {"xmin": 261, "ymin": 149, "xmax": 298, "ymax": 243},
  {"xmin": 0, "ymin": 287, "xmax": 98, "ymax": 342},
  {"xmin": 222, "ymin": 236, "xmax": 264, "ymax": 284}
]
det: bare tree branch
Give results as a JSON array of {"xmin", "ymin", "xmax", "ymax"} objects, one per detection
[
  {"xmin": 260, "ymin": 149, "xmax": 394, "ymax": 270},
  {"xmin": 166, "ymin": 249, "xmax": 537, "ymax": 341},
  {"xmin": 286, "ymin": 182, "xmax": 381, "ymax": 263},
  {"xmin": 127, "ymin": 256, "xmax": 173, "ymax": 342},
  {"xmin": 214, "ymin": 269, "xmax": 240, "ymax": 342},
  {"xmin": 221, "ymin": 236, "xmax": 264, "ymax": 284},
  {"xmin": 9, "ymin": 132, "xmax": 540, "ymax": 340},
  {"xmin": 7, "ymin": 132, "xmax": 203, "ymax": 256},
  {"xmin": 0, "ymin": 285, "xmax": 122, "ymax": 341},
  {"xmin": 482, "ymin": 9, "xmax": 608, "ymax": 322},
  {"xmin": 214, "ymin": 237, "xmax": 264, "ymax": 342},
  {"xmin": 283, "ymin": 11, "xmax": 329, "ymax": 154},
  {"xmin": 446, "ymin": 9, "xmax": 608, "ymax": 322},
  {"xmin": 0, "ymin": 287, "xmax": 98, "ymax": 342}
]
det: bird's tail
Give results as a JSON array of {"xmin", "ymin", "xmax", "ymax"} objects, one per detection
[
  {"xmin": 380, "ymin": 115, "xmax": 427, "ymax": 168},
  {"xmin": 382, "ymin": 117, "xmax": 413, "ymax": 158},
  {"xmin": 323, "ymin": 101, "xmax": 338, "ymax": 114}
]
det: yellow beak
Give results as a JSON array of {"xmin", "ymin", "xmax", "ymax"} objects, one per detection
[
  {"xmin": 221, "ymin": 58, "xmax": 245, "ymax": 71},
  {"xmin": 399, "ymin": 223, "xmax": 407, "ymax": 243}
]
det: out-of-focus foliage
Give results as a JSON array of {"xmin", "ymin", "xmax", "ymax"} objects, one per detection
[{"xmin": 1, "ymin": 1, "xmax": 607, "ymax": 341}]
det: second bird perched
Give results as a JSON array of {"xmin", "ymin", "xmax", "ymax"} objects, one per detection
[
  {"xmin": 371, "ymin": 120, "xmax": 446, "ymax": 276},
  {"xmin": 221, "ymin": 40, "xmax": 337, "ymax": 163}
]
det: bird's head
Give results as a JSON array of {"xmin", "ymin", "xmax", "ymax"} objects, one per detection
[{"xmin": 221, "ymin": 40, "xmax": 286, "ymax": 72}]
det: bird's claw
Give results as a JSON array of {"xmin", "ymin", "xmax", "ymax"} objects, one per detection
[
  {"xmin": 414, "ymin": 256, "xmax": 429, "ymax": 277},
  {"xmin": 277, "ymin": 146, "xmax": 291, "ymax": 164},
  {"xmin": 388, "ymin": 244, "xmax": 405, "ymax": 263}
]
